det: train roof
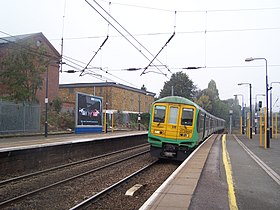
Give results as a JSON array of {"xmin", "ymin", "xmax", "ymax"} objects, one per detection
[
  {"xmin": 155, "ymin": 96, "xmax": 198, "ymax": 107},
  {"xmin": 154, "ymin": 96, "xmax": 225, "ymax": 122}
]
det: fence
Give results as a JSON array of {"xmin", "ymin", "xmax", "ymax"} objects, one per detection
[
  {"xmin": 0, "ymin": 100, "xmax": 40, "ymax": 134},
  {"xmin": 105, "ymin": 111, "xmax": 150, "ymax": 131}
]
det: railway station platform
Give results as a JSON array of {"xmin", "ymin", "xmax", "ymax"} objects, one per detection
[
  {"xmin": 1, "ymin": 132, "xmax": 279, "ymax": 209},
  {"xmin": 0, "ymin": 131, "xmax": 147, "ymax": 152},
  {"xmin": 140, "ymin": 134, "xmax": 280, "ymax": 210}
]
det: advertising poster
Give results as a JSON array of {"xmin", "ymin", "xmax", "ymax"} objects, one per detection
[{"xmin": 75, "ymin": 92, "xmax": 103, "ymax": 133}]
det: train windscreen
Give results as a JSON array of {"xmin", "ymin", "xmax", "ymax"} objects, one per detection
[
  {"xmin": 168, "ymin": 107, "xmax": 179, "ymax": 124},
  {"xmin": 153, "ymin": 105, "xmax": 166, "ymax": 123},
  {"xmin": 181, "ymin": 108, "xmax": 194, "ymax": 126}
]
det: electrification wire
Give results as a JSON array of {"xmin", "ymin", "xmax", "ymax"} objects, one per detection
[
  {"xmin": 49, "ymin": 26, "xmax": 280, "ymax": 42},
  {"xmin": 141, "ymin": 32, "xmax": 175, "ymax": 75},
  {"xmin": 79, "ymin": 35, "xmax": 109, "ymax": 76},
  {"xmin": 85, "ymin": 0, "xmax": 170, "ymax": 76},
  {"xmin": 62, "ymin": 54, "xmax": 142, "ymax": 89},
  {"xmin": 60, "ymin": 0, "xmax": 67, "ymax": 72},
  {"xmin": 80, "ymin": 1, "xmax": 111, "ymax": 77},
  {"xmin": 100, "ymin": 0, "xmax": 280, "ymax": 13}
]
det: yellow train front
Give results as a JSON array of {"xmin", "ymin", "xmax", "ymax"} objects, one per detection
[{"xmin": 148, "ymin": 96, "xmax": 225, "ymax": 161}]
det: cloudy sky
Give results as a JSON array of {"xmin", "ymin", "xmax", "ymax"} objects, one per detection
[{"xmin": 1, "ymin": 0, "xmax": 280, "ymax": 111}]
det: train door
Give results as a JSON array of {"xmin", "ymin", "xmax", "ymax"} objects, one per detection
[
  {"xmin": 202, "ymin": 113, "xmax": 206, "ymax": 139},
  {"xmin": 177, "ymin": 106, "xmax": 195, "ymax": 140},
  {"xmin": 165, "ymin": 104, "xmax": 180, "ymax": 140}
]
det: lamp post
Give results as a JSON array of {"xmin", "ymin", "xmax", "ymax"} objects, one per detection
[
  {"xmin": 238, "ymin": 83, "xmax": 252, "ymax": 139},
  {"xmin": 45, "ymin": 65, "xmax": 49, "ymax": 137},
  {"xmin": 234, "ymin": 94, "xmax": 244, "ymax": 134},
  {"xmin": 138, "ymin": 95, "xmax": 141, "ymax": 131},
  {"xmin": 270, "ymin": 82, "xmax": 280, "ymax": 138},
  {"xmin": 245, "ymin": 57, "xmax": 270, "ymax": 147}
]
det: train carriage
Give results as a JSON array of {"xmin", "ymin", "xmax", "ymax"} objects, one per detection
[{"xmin": 148, "ymin": 96, "xmax": 225, "ymax": 161}]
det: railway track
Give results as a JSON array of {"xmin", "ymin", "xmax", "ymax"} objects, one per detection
[
  {"xmin": 70, "ymin": 160, "xmax": 158, "ymax": 210},
  {"xmin": 0, "ymin": 143, "xmax": 151, "ymax": 209}
]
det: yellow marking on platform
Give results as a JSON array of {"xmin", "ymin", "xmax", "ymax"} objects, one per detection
[{"xmin": 222, "ymin": 134, "xmax": 238, "ymax": 210}]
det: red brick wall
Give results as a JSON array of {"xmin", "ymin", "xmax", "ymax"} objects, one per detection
[{"xmin": 36, "ymin": 63, "xmax": 60, "ymax": 109}]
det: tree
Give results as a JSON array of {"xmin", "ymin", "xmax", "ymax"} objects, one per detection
[
  {"xmin": 195, "ymin": 80, "xmax": 220, "ymax": 115},
  {"xmin": 0, "ymin": 42, "xmax": 49, "ymax": 102},
  {"xmin": 159, "ymin": 71, "xmax": 196, "ymax": 99},
  {"xmin": 194, "ymin": 94, "xmax": 212, "ymax": 112}
]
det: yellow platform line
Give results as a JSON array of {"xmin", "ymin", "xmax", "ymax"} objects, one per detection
[{"xmin": 222, "ymin": 134, "xmax": 238, "ymax": 210}]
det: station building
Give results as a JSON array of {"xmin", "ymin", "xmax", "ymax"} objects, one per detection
[
  {"xmin": 59, "ymin": 82, "xmax": 156, "ymax": 114},
  {"xmin": 0, "ymin": 32, "xmax": 60, "ymax": 108}
]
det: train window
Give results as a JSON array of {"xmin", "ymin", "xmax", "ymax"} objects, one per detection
[
  {"xmin": 168, "ymin": 107, "xmax": 178, "ymax": 124},
  {"xmin": 153, "ymin": 105, "xmax": 166, "ymax": 123},
  {"xmin": 181, "ymin": 108, "xmax": 194, "ymax": 126}
]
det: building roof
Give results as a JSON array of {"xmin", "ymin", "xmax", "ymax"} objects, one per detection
[
  {"xmin": 0, "ymin": 32, "xmax": 60, "ymax": 57},
  {"xmin": 59, "ymin": 82, "xmax": 156, "ymax": 96}
]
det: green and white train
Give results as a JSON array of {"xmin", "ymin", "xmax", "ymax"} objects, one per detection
[{"xmin": 148, "ymin": 96, "xmax": 225, "ymax": 161}]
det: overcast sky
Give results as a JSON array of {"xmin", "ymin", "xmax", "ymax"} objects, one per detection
[{"xmin": 1, "ymin": 0, "xmax": 280, "ymax": 111}]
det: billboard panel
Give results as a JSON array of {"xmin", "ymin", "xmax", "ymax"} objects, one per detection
[{"xmin": 75, "ymin": 92, "xmax": 103, "ymax": 133}]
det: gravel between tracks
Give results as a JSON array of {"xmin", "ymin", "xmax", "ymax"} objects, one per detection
[
  {"xmin": 86, "ymin": 159, "xmax": 180, "ymax": 210},
  {"xmin": 1, "ymin": 152, "xmax": 161, "ymax": 209}
]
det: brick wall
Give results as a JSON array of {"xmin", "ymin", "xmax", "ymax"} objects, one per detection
[{"xmin": 59, "ymin": 85, "xmax": 154, "ymax": 113}]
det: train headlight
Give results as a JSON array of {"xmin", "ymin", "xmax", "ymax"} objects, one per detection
[{"xmin": 154, "ymin": 130, "xmax": 160, "ymax": 134}]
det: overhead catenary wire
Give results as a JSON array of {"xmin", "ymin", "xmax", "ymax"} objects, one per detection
[
  {"xmin": 100, "ymin": 0, "xmax": 280, "ymax": 13},
  {"xmin": 79, "ymin": 35, "xmax": 109, "ymax": 76},
  {"xmin": 62, "ymin": 55, "xmax": 142, "ymax": 89},
  {"xmin": 85, "ymin": 0, "xmax": 170, "ymax": 76},
  {"xmin": 80, "ymin": 0, "xmax": 111, "ymax": 77},
  {"xmin": 49, "ymin": 26, "xmax": 280, "ymax": 42},
  {"xmin": 60, "ymin": 0, "xmax": 67, "ymax": 72},
  {"xmin": 141, "ymin": 32, "xmax": 175, "ymax": 75}
]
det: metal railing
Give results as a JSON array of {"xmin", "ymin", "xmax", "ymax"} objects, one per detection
[{"xmin": 0, "ymin": 100, "xmax": 40, "ymax": 134}]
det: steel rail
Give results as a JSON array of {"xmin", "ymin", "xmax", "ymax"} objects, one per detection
[
  {"xmin": 0, "ymin": 149, "xmax": 149, "ymax": 207},
  {"xmin": 0, "ymin": 143, "xmax": 149, "ymax": 185},
  {"xmin": 69, "ymin": 160, "xmax": 158, "ymax": 210}
]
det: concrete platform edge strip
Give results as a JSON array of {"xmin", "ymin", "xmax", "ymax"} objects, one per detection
[{"xmin": 139, "ymin": 135, "xmax": 215, "ymax": 210}]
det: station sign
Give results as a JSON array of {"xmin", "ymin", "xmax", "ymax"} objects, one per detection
[{"xmin": 75, "ymin": 92, "xmax": 103, "ymax": 133}]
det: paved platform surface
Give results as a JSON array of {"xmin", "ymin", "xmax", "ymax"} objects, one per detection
[
  {"xmin": 0, "ymin": 131, "xmax": 147, "ymax": 152},
  {"xmin": 1, "ymin": 132, "xmax": 279, "ymax": 209},
  {"xmin": 141, "ymin": 134, "xmax": 280, "ymax": 210}
]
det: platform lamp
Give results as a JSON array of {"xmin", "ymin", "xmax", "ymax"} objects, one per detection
[
  {"xmin": 245, "ymin": 57, "xmax": 270, "ymax": 147},
  {"xmin": 238, "ymin": 83, "xmax": 252, "ymax": 139},
  {"xmin": 270, "ymin": 82, "xmax": 280, "ymax": 138},
  {"xmin": 234, "ymin": 94, "xmax": 244, "ymax": 134}
]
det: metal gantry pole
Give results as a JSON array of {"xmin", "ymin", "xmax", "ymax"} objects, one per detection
[
  {"xmin": 245, "ymin": 57, "xmax": 270, "ymax": 147},
  {"xmin": 265, "ymin": 59, "xmax": 270, "ymax": 148}
]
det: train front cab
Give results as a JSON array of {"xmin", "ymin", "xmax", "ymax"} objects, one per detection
[{"xmin": 148, "ymin": 102, "xmax": 197, "ymax": 161}]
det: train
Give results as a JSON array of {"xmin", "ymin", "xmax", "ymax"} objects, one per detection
[{"xmin": 148, "ymin": 96, "xmax": 225, "ymax": 161}]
